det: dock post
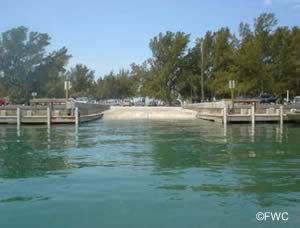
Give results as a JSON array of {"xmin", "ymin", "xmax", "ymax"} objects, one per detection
[
  {"xmin": 75, "ymin": 107, "xmax": 79, "ymax": 128},
  {"xmin": 223, "ymin": 105, "xmax": 227, "ymax": 128},
  {"xmin": 17, "ymin": 107, "xmax": 21, "ymax": 128},
  {"xmin": 223, "ymin": 105, "xmax": 227, "ymax": 136},
  {"xmin": 47, "ymin": 107, "xmax": 51, "ymax": 128},
  {"xmin": 251, "ymin": 103, "xmax": 255, "ymax": 127},
  {"xmin": 280, "ymin": 105, "xmax": 283, "ymax": 128}
]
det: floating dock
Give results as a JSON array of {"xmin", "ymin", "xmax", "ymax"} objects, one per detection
[{"xmin": 0, "ymin": 99, "xmax": 110, "ymax": 125}]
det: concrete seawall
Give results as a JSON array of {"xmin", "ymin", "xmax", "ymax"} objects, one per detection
[{"xmin": 102, "ymin": 106, "xmax": 197, "ymax": 120}]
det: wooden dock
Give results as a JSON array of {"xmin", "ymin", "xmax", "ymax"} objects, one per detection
[
  {"xmin": 185, "ymin": 101, "xmax": 299, "ymax": 124},
  {"xmin": 196, "ymin": 112, "xmax": 288, "ymax": 123},
  {"xmin": 0, "ymin": 99, "xmax": 109, "ymax": 125}
]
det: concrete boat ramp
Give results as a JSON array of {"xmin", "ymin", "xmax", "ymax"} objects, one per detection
[{"xmin": 102, "ymin": 106, "xmax": 197, "ymax": 120}]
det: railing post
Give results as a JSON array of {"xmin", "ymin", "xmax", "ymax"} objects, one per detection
[
  {"xmin": 251, "ymin": 103, "xmax": 255, "ymax": 128},
  {"xmin": 17, "ymin": 107, "xmax": 21, "ymax": 128}
]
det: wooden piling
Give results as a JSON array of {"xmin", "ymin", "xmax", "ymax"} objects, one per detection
[
  {"xmin": 47, "ymin": 107, "xmax": 51, "ymax": 128},
  {"xmin": 251, "ymin": 103, "xmax": 255, "ymax": 127},
  {"xmin": 17, "ymin": 107, "xmax": 21, "ymax": 128},
  {"xmin": 223, "ymin": 105, "xmax": 227, "ymax": 128},
  {"xmin": 280, "ymin": 105, "xmax": 283, "ymax": 128},
  {"xmin": 75, "ymin": 107, "xmax": 79, "ymax": 128}
]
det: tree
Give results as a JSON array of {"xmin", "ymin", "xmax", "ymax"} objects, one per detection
[
  {"xmin": 236, "ymin": 22, "xmax": 259, "ymax": 95},
  {"xmin": 36, "ymin": 47, "xmax": 71, "ymax": 98},
  {"xmin": 69, "ymin": 64, "xmax": 95, "ymax": 97},
  {"xmin": 0, "ymin": 26, "xmax": 50, "ymax": 103},
  {"xmin": 129, "ymin": 62, "xmax": 150, "ymax": 96},
  {"xmin": 95, "ymin": 69, "xmax": 136, "ymax": 99},
  {"xmin": 0, "ymin": 26, "xmax": 71, "ymax": 102},
  {"xmin": 148, "ymin": 31, "xmax": 190, "ymax": 104},
  {"xmin": 254, "ymin": 13, "xmax": 277, "ymax": 93},
  {"xmin": 269, "ymin": 27, "xmax": 294, "ymax": 96},
  {"xmin": 176, "ymin": 46, "xmax": 201, "ymax": 101},
  {"xmin": 208, "ymin": 28, "xmax": 238, "ymax": 98},
  {"xmin": 288, "ymin": 27, "xmax": 300, "ymax": 96}
]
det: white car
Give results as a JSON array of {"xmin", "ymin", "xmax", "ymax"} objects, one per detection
[{"xmin": 76, "ymin": 97, "xmax": 89, "ymax": 103}]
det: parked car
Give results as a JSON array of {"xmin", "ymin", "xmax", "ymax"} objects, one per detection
[
  {"xmin": 294, "ymin": 96, "xmax": 300, "ymax": 104},
  {"xmin": 121, "ymin": 99, "xmax": 133, "ymax": 106},
  {"xmin": 0, "ymin": 98, "xmax": 8, "ymax": 106},
  {"xmin": 132, "ymin": 97, "xmax": 145, "ymax": 106},
  {"xmin": 134, "ymin": 101, "xmax": 145, "ymax": 106},
  {"xmin": 147, "ymin": 100, "xmax": 157, "ymax": 106},
  {"xmin": 76, "ymin": 97, "xmax": 89, "ymax": 103},
  {"xmin": 258, "ymin": 94, "xmax": 277, "ymax": 104},
  {"xmin": 172, "ymin": 100, "xmax": 182, "ymax": 106}
]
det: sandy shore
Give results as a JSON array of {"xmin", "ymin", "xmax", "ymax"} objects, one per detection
[{"xmin": 102, "ymin": 106, "xmax": 197, "ymax": 120}]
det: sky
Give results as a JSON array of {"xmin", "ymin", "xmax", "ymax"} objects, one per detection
[{"xmin": 1, "ymin": 0, "xmax": 300, "ymax": 77}]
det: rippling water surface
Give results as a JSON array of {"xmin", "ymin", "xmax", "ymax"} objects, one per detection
[{"xmin": 0, "ymin": 120, "xmax": 299, "ymax": 228}]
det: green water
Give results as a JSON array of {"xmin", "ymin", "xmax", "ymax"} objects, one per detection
[{"xmin": 0, "ymin": 120, "xmax": 299, "ymax": 228}]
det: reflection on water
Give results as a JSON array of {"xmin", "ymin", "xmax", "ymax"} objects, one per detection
[
  {"xmin": 0, "ymin": 120, "xmax": 300, "ymax": 228},
  {"xmin": 0, "ymin": 195, "xmax": 50, "ymax": 203}
]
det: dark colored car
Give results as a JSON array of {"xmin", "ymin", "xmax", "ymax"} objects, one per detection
[
  {"xmin": 258, "ymin": 94, "xmax": 277, "ymax": 104},
  {"xmin": 0, "ymin": 98, "xmax": 8, "ymax": 106},
  {"xmin": 172, "ymin": 100, "xmax": 182, "ymax": 106}
]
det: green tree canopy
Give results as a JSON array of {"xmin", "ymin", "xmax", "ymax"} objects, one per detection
[
  {"xmin": 147, "ymin": 31, "xmax": 190, "ymax": 104},
  {"xmin": 0, "ymin": 26, "xmax": 70, "ymax": 103},
  {"xmin": 69, "ymin": 64, "xmax": 95, "ymax": 97}
]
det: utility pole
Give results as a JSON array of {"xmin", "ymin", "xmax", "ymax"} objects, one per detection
[{"xmin": 201, "ymin": 40, "xmax": 205, "ymax": 102}]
